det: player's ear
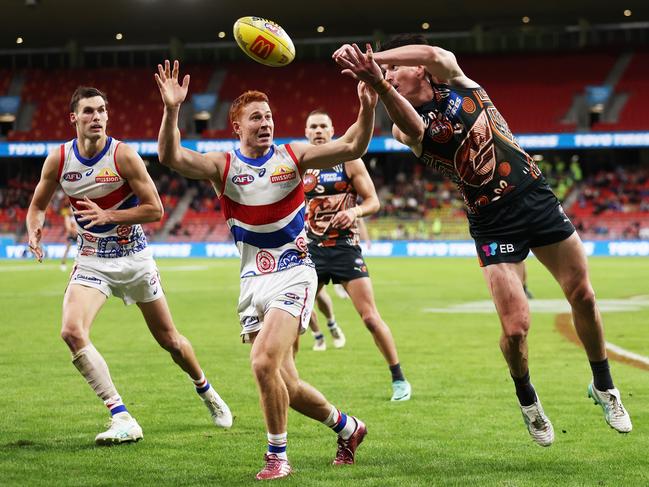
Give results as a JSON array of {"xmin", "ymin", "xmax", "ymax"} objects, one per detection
[
  {"xmin": 232, "ymin": 120, "xmax": 240, "ymax": 135},
  {"xmin": 70, "ymin": 112, "xmax": 77, "ymax": 124}
]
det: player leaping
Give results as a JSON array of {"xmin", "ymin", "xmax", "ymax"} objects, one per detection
[{"xmin": 156, "ymin": 59, "xmax": 376, "ymax": 480}]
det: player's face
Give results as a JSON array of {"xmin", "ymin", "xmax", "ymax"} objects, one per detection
[
  {"xmin": 382, "ymin": 64, "xmax": 422, "ymax": 105},
  {"xmin": 236, "ymin": 101, "xmax": 274, "ymax": 149},
  {"xmin": 305, "ymin": 114, "xmax": 334, "ymax": 145},
  {"xmin": 70, "ymin": 96, "xmax": 108, "ymax": 140}
]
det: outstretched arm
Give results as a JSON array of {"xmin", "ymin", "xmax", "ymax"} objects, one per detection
[
  {"xmin": 26, "ymin": 151, "xmax": 60, "ymax": 262},
  {"xmin": 155, "ymin": 59, "xmax": 224, "ymax": 183},
  {"xmin": 333, "ymin": 43, "xmax": 425, "ymax": 148},
  {"xmin": 292, "ymin": 81, "xmax": 377, "ymax": 170}
]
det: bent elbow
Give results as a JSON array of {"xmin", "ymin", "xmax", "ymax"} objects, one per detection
[{"xmin": 155, "ymin": 205, "xmax": 164, "ymax": 222}]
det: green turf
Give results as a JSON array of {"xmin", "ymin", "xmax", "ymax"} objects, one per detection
[{"xmin": 1, "ymin": 257, "xmax": 648, "ymax": 486}]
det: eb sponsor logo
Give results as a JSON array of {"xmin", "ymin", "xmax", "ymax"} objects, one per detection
[{"xmin": 482, "ymin": 242, "xmax": 515, "ymax": 257}]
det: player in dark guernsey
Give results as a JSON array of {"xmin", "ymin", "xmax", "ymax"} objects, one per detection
[
  {"xmin": 303, "ymin": 109, "xmax": 411, "ymax": 402},
  {"xmin": 334, "ymin": 35, "xmax": 631, "ymax": 445}
]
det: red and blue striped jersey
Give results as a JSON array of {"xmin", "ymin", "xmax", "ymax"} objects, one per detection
[
  {"xmin": 58, "ymin": 137, "xmax": 147, "ymax": 258},
  {"xmin": 219, "ymin": 144, "xmax": 313, "ymax": 278}
]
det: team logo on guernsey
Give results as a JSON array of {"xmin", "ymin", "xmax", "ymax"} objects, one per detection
[
  {"xmin": 82, "ymin": 233, "xmax": 98, "ymax": 242},
  {"xmin": 117, "ymin": 225, "xmax": 132, "ymax": 237},
  {"xmin": 270, "ymin": 165, "xmax": 296, "ymax": 183},
  {"xmin": 256, "ymin": 250, "xmax": 276, "ymax": 273},
  {"xmin": 232, "ymin": 174, "xmax": 255, "ymax": 185},
  {"xmin": 95, "ymin": 168, "xmax": 120, "ymax": 183},
  {"xmin": 80, "ymin": 246, "xmax": 96, "ymax": 256},
  {"xmin": 63, "ymin": 171, "xmax": 82, "ymax": 182}
]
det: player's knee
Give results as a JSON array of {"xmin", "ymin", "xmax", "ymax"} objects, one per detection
[
  {"xmin": 60, "ymin": 323, "xmax": 87, "ymax": 349},
  {"xmin": 567, "ymin": 281, "xmax": 596, "ymax": 309},
  {"xmin": 251, "ymin": 353, "xmax": 277, "ymax": 380},
  {"xmin": 360, "ymin": 311, "xmax": 381, "ymax": 332},
  {"xmin": 159, "ymin": 333, "xmax": 184, "ymax": 355}
]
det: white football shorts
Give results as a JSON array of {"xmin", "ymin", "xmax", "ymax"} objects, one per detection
[
  {"xmin": 68, "ymin": 248, "xmax": 164, "ymax": 305},
  {"xmin": 238, "ymin": 264, "xmax": 317, "ymax": 343}
]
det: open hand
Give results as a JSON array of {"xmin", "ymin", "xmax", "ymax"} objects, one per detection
[
  {"xmin": 155, "ymin": 59, "xmax": 190, "ymax": 108},
  {"xmin": 28, "ymin": 228, "xmax": 43, "ymax": 262},
  {"xmin": 333, "ymin": 43, "xmax": 384, "ymax": 86}
]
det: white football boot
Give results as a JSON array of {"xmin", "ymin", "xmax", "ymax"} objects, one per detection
[
  {"xmin": 329, "ymin": 326, "xmax": 346, "ymax": 349},
  {"xmin": 312, "ymin": 338, "xmax": 327, "ymax": 351},
  {"xmin": 201, "ymin": 386, "xmax": 233, "ymax": 429},
  {"xmin": 588, "ymin": 383, "xmax": 632, "ymax": 433},
  {"xmin": 520, "ymin": 399, "xmax": 554, "ymax": 447},
  {"xmin": 95, "ymin": 413, "xmax": 143, "ymax": 445}
]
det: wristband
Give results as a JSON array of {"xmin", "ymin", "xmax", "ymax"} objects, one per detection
[{"xmin": 372, "ymin": 79, "xmax": 392, "ymax": 96}]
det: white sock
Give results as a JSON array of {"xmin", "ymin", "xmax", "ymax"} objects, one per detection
[{"xmin": 267, "ymin": 432, "xmax": 288, "ymax": 460}]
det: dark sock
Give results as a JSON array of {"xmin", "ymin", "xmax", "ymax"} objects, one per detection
[
  {"xmin": 512, "ymin": 371, "xmax": 537, "ymax": 407},
  {"xmin": 590, "ymin": 358, "xmax": 614, "ymax": 391},
  {"xmin": 389, "ymin": 363, "xmax": 405, "ymax": 382}
]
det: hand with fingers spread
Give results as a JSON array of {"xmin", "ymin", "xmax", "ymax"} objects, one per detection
[
  {"xmin": 74, "ymin": 197, "xmax": 111, "ymax": 227},
  {"xmin": 333, "ymin": 43, "xmax": 385, "ymax": 88},
  {"xmin": 155, "ymin": 59, "xmax": 190, "ymax": 108},
  {"xmin": 28, "ymin": 228, "xmax": 44, "ymax": 262}
]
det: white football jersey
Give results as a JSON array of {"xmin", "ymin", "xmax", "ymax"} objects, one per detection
[
  {"xmin": 58, "ymin": 137, "xmax": 147, "ymax": 258},
  {"xmin": 219, "ymin": 144, "xmax": 312, "ymax": 278}
]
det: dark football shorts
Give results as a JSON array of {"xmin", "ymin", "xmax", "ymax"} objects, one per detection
[
  {"xmin": 67, "ymin": 235, "xmax": 77, "ymax": 244},
  {"xmin": 468, "ymin": 180, "xmax": 576, "ymax": 267},
  {"xmin": 307, "ymin": 243, "xmax": 370, "ymax": 284}
]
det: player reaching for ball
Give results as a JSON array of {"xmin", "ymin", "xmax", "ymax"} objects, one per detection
[
  {"xmin": 26, "ymin": 86, "xmax": 232, "ymax": 446},
  {"xmin": 155, "ymin": 59, "xmax": 377, "ymax": 480},
  {"xmin": 333, "ymin": 35, "xmax": 632, "ymax": 446}
]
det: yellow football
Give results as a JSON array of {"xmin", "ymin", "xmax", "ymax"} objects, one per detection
[{"xmin": 233, "ymin": 16, "xmax": 295, "ymax": 67}]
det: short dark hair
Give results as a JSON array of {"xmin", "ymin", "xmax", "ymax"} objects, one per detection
[
  {"xmin": 306, "ymin": 109, "xmax": 330, "ymax": 120},
  {"xmin": 70, "ymin": 86, "xmax": 108, "ymax": 113},
  {"xmin": 378, "ymin": 33, "xmax": 429, "ymax": 51}
]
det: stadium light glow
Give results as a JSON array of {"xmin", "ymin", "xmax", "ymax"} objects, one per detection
[
  {"xmin": 218, "ymin": 31, "xmax": 226, "ymax": 38},
  {"xmin": 522, "ymin": 16, "xmax": 530, "ymax": 24},
  {"xmin": 115, "ymin": 33, "xmax": 123, "ymax": 40},
  {"xmin": 16, "ymin": 37, "xmax": 24, "ymax": 44},
  {"xmin": 422, "ymin": 22, "xmax": 430, "ymax": 30},
  {"xmin": 624, "ymin": 9, "xmax": 632, "ymax": 17},
  {"xmin": 316, "ymin": 26, "xmax": 325, "ymax": 33}
]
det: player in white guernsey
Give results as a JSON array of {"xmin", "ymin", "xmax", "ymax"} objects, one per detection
[
  {"xmin": 26, "ymin": 86, "xmax": 232, "ymax": 445},
  {"xmin": 156, "ymin": 59, "xmax": 377, "ymax": 480}
]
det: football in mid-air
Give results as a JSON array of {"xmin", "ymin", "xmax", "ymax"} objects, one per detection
[{"xmin": 233, "ymin": 16, "xmax": 295, "ymax": 67}]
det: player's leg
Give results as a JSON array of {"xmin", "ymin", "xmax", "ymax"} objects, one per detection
[
  {"xmin": 317, "ymin": 286, "xmax": 345, "ymax": 348},
  {"xmin": 520, "ymin": 262, "xmax": 533, "ymax": 299},
  {"xmin": 250, "ymin": 308, "xmax": 300, "ymax": 480},
  {"xmin": 532, "ymin": 232, "xmax": 631, "ymax": 432},
  {"xmin": 138, "ymin": 296, "xmax": 232, "ymax": 428},
  {"xmin": 482, "ymin": 261, "xmax": 554, "ymax": 446},
  {"xmin": 60, "ymin": 242, "xmax": 72, "ymax": 271},
  {"xmin": 342, "ymin": 277, "xmax": 411, "ymax": 401},
  {"xmin": 279, "ymin": 343, "xmax": 367, "ymax": 466},
  {"xmin": 310, "ymin": 283, "xmax": 327, "ymax": 351},
  {"xmin": 62, "ymin": 282, "xmax": 142, "ymax": 444}
]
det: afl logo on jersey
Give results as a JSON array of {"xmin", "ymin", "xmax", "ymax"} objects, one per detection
[
  {"xmin": 63, "ymin": 172, "xmax": 82, "ymax": 182},
  {"xmin": 232, "ymin": 174, "xmax": 255, "ymax": 185}
]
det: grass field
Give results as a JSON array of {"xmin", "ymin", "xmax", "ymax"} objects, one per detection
[{"xmin": 1, "ymin": 256, "xmax": 648, "ymax": 486}]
